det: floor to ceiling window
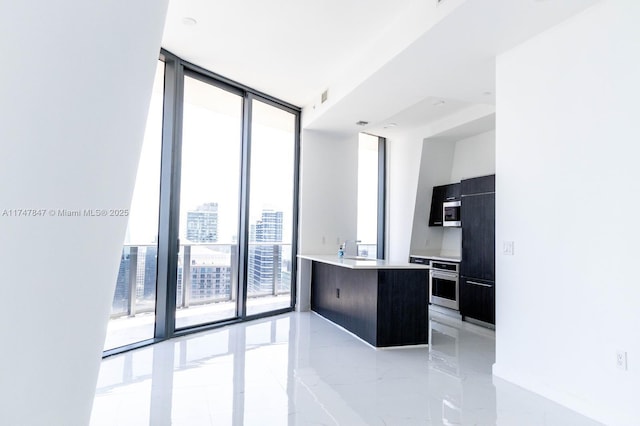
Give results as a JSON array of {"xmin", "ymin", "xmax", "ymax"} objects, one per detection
[
  {"xmin": 246, "ymin": 98, "xmax": 297, "ymax": 316},
  {"xmin": 176, "ymin": 74, "xmax": 243, "ymax": 329},
  {"xmin": 104, "ymin": 51, "xmax": 300, "ymax": 355},
  {"xmin": 104, "ymin": 60, "xmax": 164, "ymax": 351},
  {"xmin": 357, "ymin": 133, "xmax": 385, "ymax": 259}
]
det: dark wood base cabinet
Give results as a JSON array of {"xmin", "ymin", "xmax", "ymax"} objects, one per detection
[
  {"xmin": 311, "ymin": 261, "xmax": 429, "ymax": 347},
  {"xmin": 460, "ymin": 277, "xmax": 495, "ymax": 325}
]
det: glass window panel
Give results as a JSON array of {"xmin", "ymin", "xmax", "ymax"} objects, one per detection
[
  {"xmin": 246, "ymin": 99, "xmax": 296, "ymax": 316},
  {"xmin": 357, "ymin": 133, "xmax": 380, "ymax": 259},
  {"xmin": 176, "ymin": 75, "xmax": 243, "ymax": 329}
]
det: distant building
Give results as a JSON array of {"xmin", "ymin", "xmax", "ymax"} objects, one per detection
[
  {"xmin": 176, "ymin": 246, "xmax": 232, "ymax": 304},
  {"xmin": 113, "ymin": 251, "xmax": 130, "ymax": 314},
  {"xmin": 248, "ymin": 210, "xmax": 283, "ymax": 294},
  {"xmin": 143, "ymin": 246, "xmax": 157, "ymax": 299},
  {"xmin": 186, "ymin": 202, "xmax": 219, "ymax": 243},
  {"xmin": 112, "ymin": 246, "xmax": 157, "ymax": 314}
]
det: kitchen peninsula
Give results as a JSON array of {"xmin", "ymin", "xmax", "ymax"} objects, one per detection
[{"xmin": 298, "ymin": 255, "xmax": 430, "ymax": 347}]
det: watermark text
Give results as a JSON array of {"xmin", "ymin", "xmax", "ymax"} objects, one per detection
[{"xmin": 1, "ymin": 208, "xmax": 129, "ymax": 218}]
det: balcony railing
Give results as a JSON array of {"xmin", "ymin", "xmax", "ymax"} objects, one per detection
[{"xmin": 110, "ymin": 242, "xmax": 292, "ymax": 319}]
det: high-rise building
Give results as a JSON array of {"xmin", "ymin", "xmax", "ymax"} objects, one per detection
[
  {"xmin": 113, "ymin": 246, "xmax": 158, "ymax": 315},
  {"xmin": 248, "ymin": 210, "xmax": 283, "ymax": 294},
  {"xmin": 113, "ymin": 251, "xmax": 130, "ymax": 313},
  {"xmin": 143, "ymin": 246, "xmax": 157, "ymax": 299},
  {"xmin": 186, "ymin": 202, "xmax": 219, "ymax": 243}
]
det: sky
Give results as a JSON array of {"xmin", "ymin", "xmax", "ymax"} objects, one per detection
[{"xmin": 357, "ymin": 133, "xmax": 379, "ymax": 246}]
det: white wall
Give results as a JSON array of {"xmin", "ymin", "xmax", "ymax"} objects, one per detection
[
  {"xmin": 493, "ymin": 1, "xmax": 639, "ymax": 424},
  {"xmin": 450, "ymin": 130, "xmax": 496, "ymax": 182},
  {"xmin": 386, "ymin": 130, "xmax": 424, "ymax": 261},
  {"xmin": 0, "ymin": 1, "xmax": 168, "ymax": 424}
]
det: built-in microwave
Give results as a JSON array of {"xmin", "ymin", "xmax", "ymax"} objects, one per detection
[{"xmin": 443, "ymin": 200, "xmax": 461, "ymax": 227}]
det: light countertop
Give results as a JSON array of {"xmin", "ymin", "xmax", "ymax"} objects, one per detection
[
  {"xmin": 298, "ymin": 254, "xmax": 431, "ymax": 270},
  {"xmin": 410, "ymin": 253, "xmax": 461, "ymax": 263}
]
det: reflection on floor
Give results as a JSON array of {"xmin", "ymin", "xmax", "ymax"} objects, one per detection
[
  {"xmin": 92, "ymin": 310, "xmax": 602, "ymax": 425},
  {"xmin": 104, "ymin": 294, "xmax": 291, "ymax": 351}
]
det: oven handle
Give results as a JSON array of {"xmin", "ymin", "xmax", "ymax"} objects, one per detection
[{"xmin": 430, "ymin": 270, "xmax": 458, "ymax": 280}]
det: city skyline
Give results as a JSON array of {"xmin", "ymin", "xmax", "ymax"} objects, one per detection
[{"xmin": 114, "ymin": 207, "xmax": 290, "ymax": 314}]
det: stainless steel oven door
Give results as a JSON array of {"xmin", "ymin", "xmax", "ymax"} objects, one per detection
[{"xmin": 429, "ymin": 269, "xmax": 459, "ymax": 310}]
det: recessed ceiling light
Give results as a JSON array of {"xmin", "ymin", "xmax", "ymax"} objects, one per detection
[
  {"xmin": 482, "ymin": 91, "xmax": 492, "ymax": 96},
  {"xmin": 182, "ymin": 17, "xmax": 197, "ymax": 26},
  {"xmin": 432, "ymin": 100, "xmax": 445, "ymax": 106},
  {"xmin": 383, "ymin": 123, "xmax": 398, "ymax": 129},
  {"xmin": 356, "ymin": 120, "xmax": 369, "ymax": 126}
]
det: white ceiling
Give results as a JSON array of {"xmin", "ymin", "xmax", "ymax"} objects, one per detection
[
  {"xmin": 162, "ymin": 0, "xmax": 418, "ymax": 107},
  {"xmin": 162, "ymin": 0, "xmax": 600, "ymax": 134}
]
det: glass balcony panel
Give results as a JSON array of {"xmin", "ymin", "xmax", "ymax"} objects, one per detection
[{"xmin": 175, "ymin": 243, "xmax": 237, "ymax": 328}]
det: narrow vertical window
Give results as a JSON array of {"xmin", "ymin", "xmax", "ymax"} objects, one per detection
[{"xmin": 357, "ymin": 133, "xmax": 385, "ymax": 259}]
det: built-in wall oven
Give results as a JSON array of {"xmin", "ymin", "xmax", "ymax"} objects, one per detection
[{"xmin": 429, "ymin": 261, "xmax": 459, "ymax": 310}]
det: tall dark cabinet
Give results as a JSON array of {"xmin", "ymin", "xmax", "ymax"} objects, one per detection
[{"xmin": 460, "ymin": 175, "xmax": 495, "ymax": 325}]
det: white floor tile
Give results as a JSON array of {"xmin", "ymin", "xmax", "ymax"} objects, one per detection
[{"xmin": 92, "ymin": 311, "xmax": 602, "ymax": 425}]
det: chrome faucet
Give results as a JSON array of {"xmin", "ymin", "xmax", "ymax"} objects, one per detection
[{"xmin": 343, "ymin": 240, "xmax": 361, "ymax": 257}]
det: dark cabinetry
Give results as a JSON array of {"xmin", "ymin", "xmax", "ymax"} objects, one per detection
[
  {"xmin": 460, "ymin": 277, "xmax": 495, "ymax": 324},
  {"xmin": 460, "ymin": 174, "xmax": 495, "ymax": 196},
  {"xmin": 311, "ymin": 262, "xmax": 429, "ymax": 347},
  {"xmin": 460, "ymin": 192, "xmax": 495, "ymax": 280},
  {"xmin": 311, "ymin": 263, "xmax": 378, "ymax": 344},
  {"xmin": 460, "ymin": 174, "xmax": 495, "ymax": 325},
  {"xmin": 429, "ymin": 183, "xmax": 460, "ymax": 226}
]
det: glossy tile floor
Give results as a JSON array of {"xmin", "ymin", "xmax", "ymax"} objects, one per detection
[
  {"xmin": 104, "ymin": 294, "xmax": 291, "ymax": 351},
  {"xmin": 91, "ymin": 311, "xmax": 602, "ymax": 425}
]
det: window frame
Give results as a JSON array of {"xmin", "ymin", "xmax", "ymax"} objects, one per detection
[{"xmin": 103, "ymin": 49, "xmax": 301, "ymax": 357}]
